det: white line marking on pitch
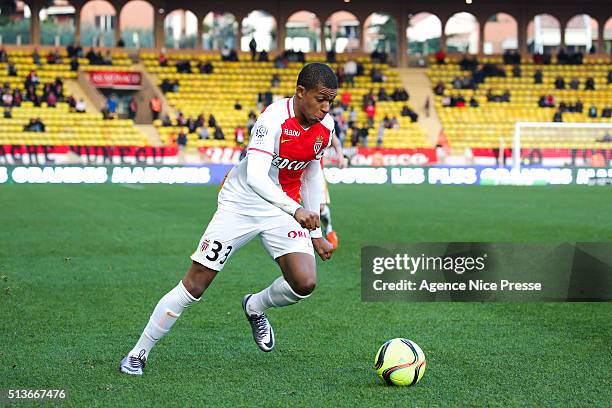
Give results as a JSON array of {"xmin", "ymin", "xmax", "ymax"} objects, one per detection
[{"xmin": 119, "ymin": 184, "xmax": 145, "ymax": 190}]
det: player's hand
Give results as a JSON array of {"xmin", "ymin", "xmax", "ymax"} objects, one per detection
[
  {"xmin": 312, "ymin": 237, "xmax": 334, "ymax": 261},
  {"xmin": 337, "ymin": 156, "xmax": 349, "ymax": 169},
  {"xmin": 294, "ymin": 207, "xmax": 320, "ymax": 231}
]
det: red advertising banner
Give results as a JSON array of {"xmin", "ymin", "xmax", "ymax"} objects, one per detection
[
  {"xmin": 348, "ymin": 147, "xmax": 437, "ymax": 166},
  {"xmin": 89, "ymin": 71, "xmax": 142, "ymax": 89}
]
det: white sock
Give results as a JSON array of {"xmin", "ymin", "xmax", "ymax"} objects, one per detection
[
  {"xmin": 129, "ymin": 281, "xmax": 199, "ymax": 359},
  {"xmin": 321, "ymin": 205, "xmax": 333, "ymax": 234},
  {"xmin": 246, "ymin": 276, "xmax": 309, "ymax": 315}
]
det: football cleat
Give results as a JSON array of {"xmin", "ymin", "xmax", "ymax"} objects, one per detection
[
  {"xmin": 119, "ymin": 349, "xmax": 147, "ymax": 376},
  {"xmin": 242, "ymin": 294, "xmax": 275, "ymax": 352},
  {"xmin": 326, "ymin": 231, "xmax": 339, "ymax": 250}
]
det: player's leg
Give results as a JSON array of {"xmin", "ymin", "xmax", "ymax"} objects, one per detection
[
  {"xmin": 242, "ymin": 216, "xmax": 315, "ymax": 352},
  {"xmin": 120, "ymin": 209, "xmax": 257, "ymax": 374},
  {"xmin": 120, "ymin": 261, "xmax": 217, "ymax": 375}
]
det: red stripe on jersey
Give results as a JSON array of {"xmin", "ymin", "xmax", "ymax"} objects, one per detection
[{"xmin": 248, "ymin": 148, "xmax": 274, "ymax": 157}]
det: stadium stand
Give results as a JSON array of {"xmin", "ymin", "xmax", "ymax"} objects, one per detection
[
  {"xmin": 428, "ymin": 54, "xmax": 612, "ymax": 151},
  {"xmin": 140, "ymin": 52, "xmax": 429, "ymax": 149},
  {"xmin": 0, "ymin": 49, "xmax": 147, "ymax": 146}
]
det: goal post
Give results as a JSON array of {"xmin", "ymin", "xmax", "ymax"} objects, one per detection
[{"xmin": 512, "ymin": 122, "xmax": 612, "ymax": 172}]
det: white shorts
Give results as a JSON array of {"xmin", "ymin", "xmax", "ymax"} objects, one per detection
[{"xmin": 190, "ymin": 208, "xmax": 314, "ymax": 271}]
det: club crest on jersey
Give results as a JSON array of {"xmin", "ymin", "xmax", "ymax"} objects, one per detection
[
  {"xmin": 200, "ymin": 239, "xmax": 211, "ymax": 252},
  {"xmin": 314, "ymin": 136, "xmax": 323, "ymax": 155}
]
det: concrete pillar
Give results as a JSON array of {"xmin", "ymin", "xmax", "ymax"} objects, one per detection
[
  {"xmin": 74, "ymin": 8, "xmax": 81, "ymax": 45},
  {"xmin": 31, "ymin": 4, "xmax": 41, "ymax": 45},
  {"xmin": 518, "ymin": 16, "xmax": 528, "ymax": 55},
  {"xmin": 236, "ymin": 19, "xmax": 242, "ymax": 51},
  {"xmin": 276, "ymin": 15, "xmax": 286, "ymax": 51},
  {"xmin": 397, "ymin": 13, "xmax": 408, "ymax": 67},
  {"xmin": 154, "ymin": 10, "xmax": 165, "ymax": 49},
  {"xmin": 597, "ymin": 19, "xmax": 604, "ymax": 53},
  {"xmin": 115, "ymin": 9, "xmax": 122, "ymax": 46},
  {"xmin": 195, "ymin": 14, "xmax": 202, "ymax": 49},
  {"xmin": 319, "ymin": 19, "xmax": 326, "ymax": 53},
  {"xmin": 478, "ymin": 20, "xmax": 485, "ymax": 54},
  {"xmin": 560, "ymin": 20, "xmax": 566, "ymax": 49}
]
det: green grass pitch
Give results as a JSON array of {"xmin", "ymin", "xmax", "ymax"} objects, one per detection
[{"xmin": 1, "ymin": 184, "xmax": 611, "ymax": 407}]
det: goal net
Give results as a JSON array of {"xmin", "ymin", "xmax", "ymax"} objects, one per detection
[{"xmin": 512, "ymin": 122, "xmax": 612, "ymax": 171}]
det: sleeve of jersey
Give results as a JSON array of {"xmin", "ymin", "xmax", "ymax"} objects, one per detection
[
  {"xmin": 246, "ymin": 117, "xmax": 302, "ymax": 216},
  {"xmin": 301, "ymin": 160, "xmax": 324, "ymax": 239}
]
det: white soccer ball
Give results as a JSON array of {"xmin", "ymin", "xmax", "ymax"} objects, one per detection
[{"xmin": 373, "ymin": 338, "xmax": 427, "ymax": 386}]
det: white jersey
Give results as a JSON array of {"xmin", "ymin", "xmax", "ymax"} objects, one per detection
[{"xmin": 218, "ymin": 97, "xmax": 334, "ymax": 216}]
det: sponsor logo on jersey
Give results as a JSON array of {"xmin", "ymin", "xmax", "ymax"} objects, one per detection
[
  {"xmin": 284, "ymin": 128, "xmax": 300, "ymax": 137},
  {"xmin": 288, "ymin": 230, "xmax": 309, "ymax": 238},
  {"xmin": 200, "ymin": 239, "xmax": 211, "ymax": 252},
  {"xmin": 271, "ymin": 154, "xmax": 309, "ymax": 170}
]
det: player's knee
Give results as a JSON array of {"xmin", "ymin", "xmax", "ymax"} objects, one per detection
[
  {"xmin": 292, "ymin": 276, "xmax": 316, "ymax": 297},
  {"xmin": 184, "ymin": 262, "xmax": 216, "ymax": 298}
]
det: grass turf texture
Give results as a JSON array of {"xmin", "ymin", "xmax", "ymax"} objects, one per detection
[{"xmin": 1, "ymin": 184, "xmax": 611, "ymax": 407}]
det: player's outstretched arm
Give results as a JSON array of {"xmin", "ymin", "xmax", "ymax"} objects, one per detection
[{"xmin": 302, "ymin": 160, "xmax": 334, "ymax": 261}]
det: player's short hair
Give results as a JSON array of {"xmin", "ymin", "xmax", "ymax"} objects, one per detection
[{"xmin": 297, "ymin": 63, "xmax": 338, "ymax": 91}]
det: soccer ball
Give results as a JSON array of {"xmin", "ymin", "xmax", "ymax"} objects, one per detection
[{"xmin": 373, "ymin": 338, "xmax": 427, "ymax": 386}]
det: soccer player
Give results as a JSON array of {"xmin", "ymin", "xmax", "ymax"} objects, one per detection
[{"xmin": 120, "ymin": 63, "xmax": 337, "ymax": 375}]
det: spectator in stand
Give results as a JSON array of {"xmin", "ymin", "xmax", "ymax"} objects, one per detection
[
  {"xmin": 371, "ymin": 67, "xmax": 384, "ymax": 83},
  {"xmin": 359, "ymin": 124, "xmax": 369, "ymax": 147},
  {"xmin": 32, "ymin": 49, "xmax": 41, "ymax": 65},
  {"xmin": 12, "ymin": 89, "xmax": 21, "ymax": 106},
  {"xmin": 249, "ymin": 38, "xmax": 257, "ymax": 61},
  {"xmin": 149, "ymin": 96, "xmax": 161, "ymax": 120},
  {"xmin": 608, "ymin": 70, "xmax": 612, "ymax": 84},
  {"xmin": 70, "ymin": 56, "xmax": 79, "ymax": 72},
  {"xmin": 569, "ymin": 78, "xmax": 579, "ymax": 90},
  {"xmin": 161, "ymin": 114, "xmax": 172, "ymax": 126},
  {"xmin": 214, "ymin": 126, "xmax": 225, "ymax": 140},
  {"xmin": 512, "ymin": 65, "xmax": 521, "ymax": 78},
  {"xmin": 0, "ymin": 47, "xmax": 7, "ymax": 63},
  {"xmin": 117, "ymin": 38, "xmax": 125, "ymax": 47},
  {"xmin": 469, "ymin": 96, "xmax": 479, "ymax": 108},
  {"xmin": 46, "ymin": 92, "xmax": 57, "ymax": 107},
  {"xmin": 2, "ymin": 91, "xmax": 13, "ymax": 107},
  {"xmin": 234, "ymin": 100, "xmax": 242, "ymax": 110},
  {"xmin": 176, "ymin": 111, "xmax": 187, "ymax": 126},
  {"xmin": 177, "ymin": 128, "xmax": 188, "ymax": 163},
  {"xmin": 128, "ymin": 98, "xmax": 137, "ymax": 120},
  {"xmin": 433, "ymin": 81, "xmax": 445, "ymax": 96},
  {"xmin": 501, "ymin": 90, "xmax": 511, "ymax": 103},
  {"xmin": 344, "ymin": 58, "xmax": 357, "ymax": 87},
  {"xmin": 348, "ymin": 107, "xmax": 357, "ymax": 129},
  {"xmin": 160, "ymin": 79, "xmax": 171, "ymax": 93},
  {"xmin": 76, "ymin": 99, "xmax": 86, "ymax": 113},
  {"xmin": 376, "ymin": 120, "xmax": 385, "ymax": 147},
  {"xmin": 7, "ymin": 62, "xmax": 17, "ymax": 76},
  {"xmin": 235, "ymin": 125, "xmax": 246, "ymax": 145},
  {"xmin": 553, "ymin": 110, "xmax": 563, "ymax": 122},
  {"xmin": 378, "ymin": 87, "xmax": 389, "ymax": 102},
  {"xmin": 259, "ymin": 50, "xmax": 269, "ymax": 62},
  {"xmin": 364, "ymin": 103, "xmax": 376, "ymax": 128},
  {"xmin": 424, "ymin": 96, "xmax": 431, "ymax": 117},
  {"xmin": 435, "ymin": 48, "xmax": 446, "ymax": 64},
  {"xmin": 208, "ymin": 114, "xmax": 217, "ymax": 128},
  {"xmin": 389, "ymin": 116, "xmax": 399, "ymax": 129},
  {"xmin": 584, "ymin": 77, "xmax": 595, "ymax": 90},
  {"xmin": 4, "ymin": 108, "xmax": 11, "ymax": 118},
  {"xmin": 159, "ymin": 53, "xmax": 168, "ymax": 67},
  {"xmin": 534, "ymin": 69, "xmax": 543, "ymax": 84},
  {"xmin": 341, "ymin": 90, "xmax": 351, "ymax": 109},
  {"xmin": 588, "ymin": 106, "xmax": 598, "ymax": 118},
  {"xmin": 264, "ymin": 89, "xmax": 273, "ymax": 106},
  {"xmin": 554, "ymin": 76, "xmax": 565, "ymax": 90},
  {"xmin": 326, "ymin": 50, "xmax": 336, "ymax": 63},
  {"xmin": 198, "ymin": 126, "xmax": 210, "ymax": 140},
  {"xmin": 602, "ymin": 107, "xmax": 612, "ymax": 118},
  {"xmin": 574, "ymin": 100, "xmax": 583, "ymax": 113},
  {"xmin": 271, "ymin": 74, "xmax": 280, "ymax": 88},
  {"xmin": 107, "ymin": 95, "xmax": 117, "ymax": 116}
]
